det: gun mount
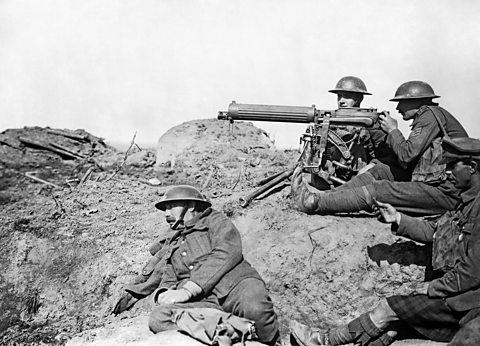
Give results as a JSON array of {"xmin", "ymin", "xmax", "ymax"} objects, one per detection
[{"xmin": 218, "ymin": 101, "xmax": 382, "ymax": 207}]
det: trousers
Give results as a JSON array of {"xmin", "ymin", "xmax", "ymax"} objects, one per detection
[
  {"xmin": 308, "ymin": 162, "xmax": 461, "ymax": 216},
  {"xmin": 387, "ymin": 295, "xmax": 465, "ymax": 342},
  {"xmin": 337, "ymin": 161, "xmax": 411, "ymax": 190},
  {"xmin": 148, "ymin": 278, "xmax": 279, "ymax": 344}
]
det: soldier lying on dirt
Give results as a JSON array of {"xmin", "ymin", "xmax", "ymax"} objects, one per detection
[
  {"xmin": 290, "ymin": 137, "xmax": 480, "ymax": 346},
  {"xmin": 292, "ymin": 80, "xmax": 468, "ymax": 216},
  {"xmin": 113, "ymin": 185, "xmax": 279, "ymax": 345}
]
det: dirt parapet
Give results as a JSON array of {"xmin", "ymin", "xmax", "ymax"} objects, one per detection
[{"xmin": 0, "ymin": 121, "xmax": 442, "ymax": 345}]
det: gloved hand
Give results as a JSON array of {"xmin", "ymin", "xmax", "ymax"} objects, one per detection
[
  {"xmin": 155, "ymin": 288, "xmax": 192, "ymax": 305},
  {"xmin": 112, "ymin": 292, "xmax": 139, "ymax": 316}
]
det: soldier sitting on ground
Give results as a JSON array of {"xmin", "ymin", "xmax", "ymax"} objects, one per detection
[
  {"xmin": 113, "ymin": 185, "xmax": 279, "ymax": 345},
  {"xmin": 327, "ymin": 76, "xmax": 397, "ymax": 174},
  {"xmin": 290, "ymin": 137, "xmax": 480, "ymax": 346},
  {"xmin": 292, "ymin": 80, "xmax": 468, "ymax": 216}
]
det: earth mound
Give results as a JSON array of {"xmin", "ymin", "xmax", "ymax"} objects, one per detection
[{"xmin": 0, "ymin": 121, "xmax": 444, "ymax": 345}]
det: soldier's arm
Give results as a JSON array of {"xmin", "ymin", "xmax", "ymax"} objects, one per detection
[
  {"xmin": 158, "ymin": 262, "xmax": 178, "ymax": 290},
  {"xmin": 391, "ymin": 213, "xmax": 436, "ymax": 243},
  {"xmin": 188, "ymin": 212, "xmax": 243, "ymax": 295},
  {"xmin": 386, "ymin": 111, "xmax": 441, "ymax": 167}
]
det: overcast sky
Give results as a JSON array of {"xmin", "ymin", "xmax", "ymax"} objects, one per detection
[{"xmin": 1, "ymin": 0, "xmax": 479, "ymax": 148}]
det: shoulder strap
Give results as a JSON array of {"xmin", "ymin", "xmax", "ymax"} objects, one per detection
[{"xmin": 425, "ymin": 106, "xmax": 448, "ymax": 138}]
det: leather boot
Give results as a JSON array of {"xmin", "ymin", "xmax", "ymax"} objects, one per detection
[
  {"xmin": 289, "ymin": 320, "xmax": 331, "ymax": 346},
  {"xmin": 291, "ymin": 167, "xmax": 322, "ymax": 214},
  {"xmin": 291, "ymin": 164, "xmax": 375, "ymax": 214}
]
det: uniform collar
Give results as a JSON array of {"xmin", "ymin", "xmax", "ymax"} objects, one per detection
[
  {"xmin": 183, "ymin": 207, "xmax": 213, "ymax": 231},
  {"xmin": 166, "ymin": 208, "xmax": 213, "ymax": 243},
  {"xmin": 410, "ymin": 104, "xmax": 440, "ymax": 128},
  {"xmin": 460, "ymin": 184, "xmax": 480, "ymax": 206}
]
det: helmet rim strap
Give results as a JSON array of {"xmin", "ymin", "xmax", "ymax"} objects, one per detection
[{"xmin": 170, "ymin": 205, "xmax": 189, "ymax": 230}]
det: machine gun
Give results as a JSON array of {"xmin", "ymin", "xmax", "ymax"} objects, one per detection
[{"xmin": 218, "ymin": 101, "xmax": 381, "ymax": 207}]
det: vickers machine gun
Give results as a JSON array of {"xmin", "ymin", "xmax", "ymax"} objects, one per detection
[{"xmin": 218, "ymin": 101, "xmax": 381, "ymax": 207}]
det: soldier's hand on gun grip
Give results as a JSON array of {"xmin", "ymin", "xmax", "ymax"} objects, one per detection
[
  {"xmin": 378, "ymin": 111, "xmax": 398, "ymax": 133},
  {"xmin": 155, "ymin": 288, "xmax": 192, "ymax": 305},
  {"xmin": 373, "ymin": 199, "xmax": 401, "ymax": 225}
]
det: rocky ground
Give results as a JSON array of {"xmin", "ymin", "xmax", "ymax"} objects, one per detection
[{"xmin": 0, "ymin": 121, "xmax": 450, "ymax": 345}]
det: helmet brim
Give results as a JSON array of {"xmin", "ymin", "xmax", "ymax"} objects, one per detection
[
  {"xmin": 328, "ymin": 88, "xmax": 371, "ymax": 95},
  {"xmin": 155, "ymin": 198, "xmax": 212, "ymax": 211},
  {"xmin": 389, "ymin": 95, "xmax": 440, "ymax": 102}
]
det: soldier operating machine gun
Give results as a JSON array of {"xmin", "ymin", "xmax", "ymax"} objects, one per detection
[{"xmin": 218, "ymin": 101, "xmax": 381, "ymax": 207}]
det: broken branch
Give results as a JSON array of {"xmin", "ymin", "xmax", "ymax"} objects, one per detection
[
  {"xmin": 47, "ymin": 129, "xmax": 89, "ymax": 142},
  {"xmin": 25, "ymin": 172, "xmax": 61, "ymax": 189},
  {"xmin": 19, "ymin": 137, "xmax": 79, "ymax": 160},
  {"xmin": 105, "ymin": 132, "xmax": 137, "ymax": 182},
  {"xmin": 79, "ymin": 167, "xmax": 95, "ymax": 185},
  {"xmin": 0, "ymin": 139, "xmax": 23, "ymax": 151},
  {"xmin": 49, "ymin": 142, "xmax": 86, "ymax": 159}
]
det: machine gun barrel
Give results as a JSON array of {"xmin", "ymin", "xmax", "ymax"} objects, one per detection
[
  {"xmin": 218, "ymin": 101, "xmax": 379, "ymax": 127},
  {"xmin": 218, "ymin": 101, "xmax": 315, "ymax": 124}
]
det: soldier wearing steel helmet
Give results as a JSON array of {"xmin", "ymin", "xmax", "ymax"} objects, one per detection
[
  {"xmin": 328, "ymin": 76, "xmax": 371, "ymax": 108},
  {"xmin": 114, "ymin": 185, "xmax": 279, "ymax": 344},
  {"xmin": 290, "ymin": 136, "xmax": 480, "ymax": 346},
  {"xmin": 328, "ymin": 76, "xmax": 405, "ymax": 186},
  {"xmin": 292, "ymin": 80, "xmax": 468, "ymax": 216}
]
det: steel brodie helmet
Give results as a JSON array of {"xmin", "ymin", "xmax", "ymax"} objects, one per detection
[
  {"xmin": 390, "ymin": 81, "xmax": 440, "ymax": 101},
  {"xmin": 328, "ymin": 76, "xmax": 371, "ymax": 95},
  {"xmin": 155, "ymin": 185, "xmax": 211, "ymax": 211}
]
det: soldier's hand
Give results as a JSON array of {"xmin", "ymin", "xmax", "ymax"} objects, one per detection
[
  {"xmin": 155, "ymin": 288, "xmax": 191, "ymax": 305},
  {"xmin": 379, "ymin": 111, "xmax": 398, "ymax": 133},
  {"xmin": 374, "ymin": 200, "xmax": 401, "ymax": 225},
  {"xmin": 112, "ymin": 292, "xmax": 139, "ymax": 316},
  {"xmin": 357, "ymin": 162, "xmax": 376, "ymax": 175},
  {"xmin": 410, "ymin": 282, "xmax": 430, "ymax": 296}
]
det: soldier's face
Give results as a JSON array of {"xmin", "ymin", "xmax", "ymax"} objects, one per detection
[
  {"xmin": 164, "ymin": 201, "xmax": 187, "ymax": 226},
  {"xmin": 337, "ymin": 92, "xmax": 361, "ymax": 108},
  {"xmin": 395, "ymin": 100, "xmax": 419, "ymax": 120},
  {"xmin": 447, "ymin": 160, "xmax": 474, "ymax": 190}
]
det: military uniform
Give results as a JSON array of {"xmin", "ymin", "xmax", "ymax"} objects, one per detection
[
  {"xmin": 386, "ymin": 183, "xmax": 480, "ymax": 341},
  {"xmin": 147, "ymin": 207, "xmax": 279, "ymax": 344},
  {"xmin": 327, "ymin": 75, "xmax": 402, "ymax": 182},
  {"xmin": 294, "ymin": 104, "xmax": 468, "ymax": 216},
  {"xmin": 290, "ymin": 137, "xmax": 480, "ymax": 346}
]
